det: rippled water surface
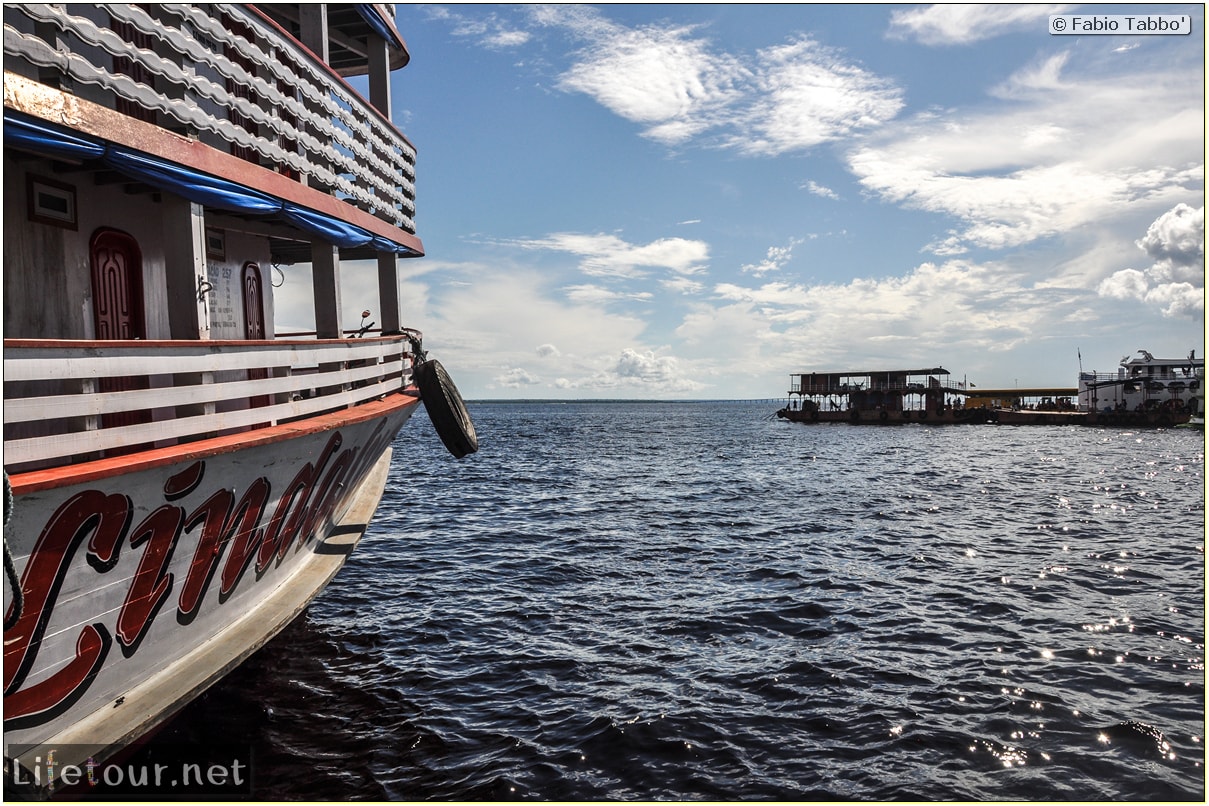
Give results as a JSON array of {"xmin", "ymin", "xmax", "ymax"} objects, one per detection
[{"xmin": 167, "ymin": 402, "xmax": 1205, "ymax": 800}]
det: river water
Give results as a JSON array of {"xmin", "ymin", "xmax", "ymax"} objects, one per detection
[{"xmin": 163, "ymin": 401, "xmax": 1205, "ymax": 800}]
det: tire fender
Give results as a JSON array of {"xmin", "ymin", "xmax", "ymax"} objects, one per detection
[{"xmin": 415, "ymin": 359, "xmax": 478, "ymax": 458}]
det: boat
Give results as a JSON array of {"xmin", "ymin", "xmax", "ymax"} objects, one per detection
[
  {"xmin": 965, "ymin": 387, "xmax": 1085, "ymax": 426},
  {"xmin": 776, "ymin": 367, "xmax": 985, "ymax": 425},
  {"xmin": 1176, "ymin": 364, "xmax": 1205, "ymax": 431},
  {"xmin": 1075, "ymin": 350, "xmax": 1202, "ymax": 427},
  {"xmin": 3, "ymin": 4, "xmax": 476, "ymax": 794},
  {"xmin": 981, "ymin": 350, "xmax": 1201, "ymax": 427}
]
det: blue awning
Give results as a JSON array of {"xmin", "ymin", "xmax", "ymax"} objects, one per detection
[
  {"xmin": 2, "ymin": 110, "xmax": 417, "ymax": 256},
  {"xmin": 106, "ymin": 146, "xmax": 283, "ymax": 215},
  {"xmin": 4, "ymin": 113, "xmax": 106, "ymax": 161},
  {"xmin": 356, "ymin": 5, "xmax": 401, "ymax": 50},
  {"xmin": 280, "ymin": 202, "xmax": 375, "ymax": 249}
]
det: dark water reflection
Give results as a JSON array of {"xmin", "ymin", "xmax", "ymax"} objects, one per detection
[{"xmin": 164, "ymin": 403, "xmax": 1205, "ymax": 800}]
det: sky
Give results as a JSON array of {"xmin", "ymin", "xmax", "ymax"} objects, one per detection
[{"xmin": 277, "ymin": 3, "xmax": 1205, "ymax": 400}]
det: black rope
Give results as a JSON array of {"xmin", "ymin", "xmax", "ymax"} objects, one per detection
[{"xmin": 4, "ymin": 471, "xmax": 22, "ymax": 631}]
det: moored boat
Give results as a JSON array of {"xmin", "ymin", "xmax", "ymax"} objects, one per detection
[
  {"xmin": 978, "ymin": 351, "xmax": 1200, "ymax": 428},
  {"xmin": 965, "ymin": 387, "xmax": 1083, "ymax": 426},
  {"xmin": 1077, "ymin": 350, "xmax": 1203, "ymax": 426},
  {"xmin": 3, "ymin": 4, "xmax": 475, "ymax": 794},
  {"xmin": 776, "ymin": 367, "xmax": 984, "ymax": 425}
]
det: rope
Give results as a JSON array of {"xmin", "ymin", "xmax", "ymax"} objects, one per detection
[{"xmin": 4, "ymin": 471, "xmax": 22, "ymax": 630}]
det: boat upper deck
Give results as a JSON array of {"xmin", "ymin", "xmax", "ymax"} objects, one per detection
[
  {"xmin": 788, "ymin": 367, "xmax": 968, "ymax": 396},
  {"xmin": 3, "ymin": 4, "xmax": 421, "ymax": 263},
  {"xmin": 964, "ymin": 387, "xmax": 1078, "ymax": 408}
]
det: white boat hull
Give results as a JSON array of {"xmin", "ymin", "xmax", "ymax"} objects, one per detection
[{"xmin": 4, "ymin": 393, "xmax": 418, "ymax": 790}]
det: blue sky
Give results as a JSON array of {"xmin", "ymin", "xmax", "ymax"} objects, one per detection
[{"xmin": 279, "ymin": 4, "xmax": 1205, "ymax": 399}]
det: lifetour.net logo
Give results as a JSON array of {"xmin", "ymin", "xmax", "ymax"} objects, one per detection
[{"xmin": 5, "ymin": 744, "xmax": 253, "ymax": 799}]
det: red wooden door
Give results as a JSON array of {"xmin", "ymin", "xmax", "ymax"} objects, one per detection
[
  {"xmin": 90, "ymin": 228, "xmax": 150, "ymax": 443},
  {"xmin": 242, "ymin": 262, "xmax": 270, "ymax": 410},
  {"xmin": 91, "ymin": 229, "xmax": 146, "ymax": 341},
  {"xmin": 242, "ymin": 262, "xmax": 266, "ymax": 340}
]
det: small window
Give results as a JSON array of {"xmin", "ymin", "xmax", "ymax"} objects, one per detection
[{"xmin": 28, "ymin": 175, "xmax": 77, "ymax": 229}]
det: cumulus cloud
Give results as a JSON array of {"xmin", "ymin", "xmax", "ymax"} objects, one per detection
[
  {"xmin": 405, "ymin": 269, "xmax": 648, "ymax": 381},
  {"xmin": 494, "ymin": 367, "xmax": 541, "ymax": 387},
  {"xmin": 1137, "ymin": 203, "xmax": 1205, "ymax": 276},
  {"xmin": 590, "ymin": 348, "xmax": 706, "ymax": 392},
  {"xmin": 382, "ymin": 261, "xmax": 718, "ymax": 397},
  {"xmin": 709, "ymin": 259, "xmax": 1060, "ymax": 353},
  {"xmin": 1097, "ymin": 268, "xmax": 1149, "ymax": 301},
  {"xmin": 886, "ymin": 4, "xmax": 1073, "ymax": 46},
  {"xmin": 1097, "ymin": 204, "xmax": 1205, "ymax": 318}
]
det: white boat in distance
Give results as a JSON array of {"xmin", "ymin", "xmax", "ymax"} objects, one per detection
[
  {"xmin": 1075, "ymin": 350, "xmax": 1204, "ymax": 424},
  {"xmin": 3, "ymin": 4, "xmax": 475, "ymax": 795}
]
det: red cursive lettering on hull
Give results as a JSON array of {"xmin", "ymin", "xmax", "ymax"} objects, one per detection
[
  {"xmin": 3, "ymin": 490, "xmax": 131, "ymax": 722},
  {"xmin": 2, "ymin": 424, "xmax": 397, "ymax": 729}
]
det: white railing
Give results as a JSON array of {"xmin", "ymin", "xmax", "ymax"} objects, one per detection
[
  {"xmin": 3, "ymin": 336, "xmax": 415, "ymax": 471},
  {"xmin": 3, "ymin": 3, "xmax": 416, "ymax": 231}
]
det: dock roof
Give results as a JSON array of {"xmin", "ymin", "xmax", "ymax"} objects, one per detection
[
  {"xmin": 968, "ymin": 387, "xmax": 1077, "ymax": 397},
  {"xmin": 793, "ymin": 367, "xmax": 950, "ymax": 377}
]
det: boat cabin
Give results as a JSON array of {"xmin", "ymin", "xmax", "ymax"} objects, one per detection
[
  {"xmin": 786, "ymin": 367, "xmax": 968, "ymax": 414},
  {"xmin": 3, "ymin": 4, "xmax": 424, "ymax": 474},
  {"xmin": 1078, "ymin": 350, "xmax": 1204, "ymax": 414},
  {"xmin": 964, "ymin": 387, "xmax": 1079, "ymax": 412}
]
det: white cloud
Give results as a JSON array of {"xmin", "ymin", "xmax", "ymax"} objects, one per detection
[
  {"xmin": 530, "ymin": 6, "xmax": 901, "ymax": 155},
  {"xmin": 1141, "ymin": 282, "xmax": 1204, "ymax": 318},
  {"xmin": 407, "ymin": 5, "xmax": 1203, "ymax": 398},
  {"xmin": 557, "ymin": 23, "xmax": 747, "ymax": 145},
  {"xmin": 741, "ymin": 240, "xmax": 803, "ymax": 276},
  {"xmin": 563, "ymin": 284, "xmax": 654, "ymax": 304},
  {"xmin": 501, "ymin": 232, "xmax": 710, "ymax": 278},
  {"xmin": 993, "ymin": 52, "xmax": 1069, "ymax": 96},
  {"xmin": 667, "ymin": 256, "xmax": 1119, "ymax": 389},
  {"xmin": 711, "ymin": 258, "xmax": 1064, "ymax": 348},
  {"xmin": 494, "ymin": 367, "xmax": 541, "ymax": 387},
  {"xmin": 370, "ymin": 261, "xmax": 712, "ymax": 396},
  {"xmin": 849, "ymin": 55, "xmax": 1204, "ymax": 254},
  {"xmin": 398, "ymin": 268, "xmax": 648, "ymax": 378},
  {"xmin": 1137, "ymin": 202, "xmax": 1205, "ymax": 275},
  {"xmin": 590, "ymin": 348, "xmax": 707, "ymax": 392},
  {"xmin": 887, "ymin": 4, "xmax": 1073, "ymax": 46},
  {"xmin": 1097, "ymin": 204, "xmax": 1205, "ymax": 318},
  {"xmin": 661, "ymin": 277, "xmax": 706, "ymax": 295},
  {"xmin": 1097, "ymin": 268, "xmax": 1149, "ymax": 300},
  {"xmin": 729, "ymin": 37, "xmax": 902, "ymax": 156},
  {"xmin": 803, "ymin": 180, "xmax": 838, "ymax": 200},
  {"xmin": 424, "ymin": 6, "xmax": 531, "ymax": 49}
]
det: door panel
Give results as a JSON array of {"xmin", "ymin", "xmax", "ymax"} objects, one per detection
[
  {"xmin": 242, "ymin": 262, "xmax": 270, "ymax": 410},
  {"xmin": 90, "ymin": 228, "xmax": 150, "ymax": 444}
]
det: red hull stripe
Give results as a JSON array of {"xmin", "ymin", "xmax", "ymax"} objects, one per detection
[{"xmin": 10, "ymin": 390, "xmax": 421, "ymax": 496}]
